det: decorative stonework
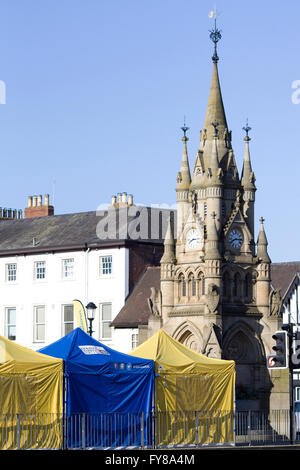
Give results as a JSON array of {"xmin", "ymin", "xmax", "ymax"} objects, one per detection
[
  {"xmin": 147, "ymin": 287, "xmax": 162, "ymax": 317},
  {"xmin": 269, "ymin": 288, "xmax": 282, "ymax": 317},
  {"xmin": 206, "ymin": 283, "xmax": 220, "ymax": 314}
]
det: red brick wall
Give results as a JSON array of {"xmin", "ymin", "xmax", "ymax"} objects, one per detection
[
  {"xmin": 24, "ymin": 205, "xmax": 54, "ymax": 218},
  {"xmin": 128, "ymin": 243, "xmax": 164, "ymax": 293}
]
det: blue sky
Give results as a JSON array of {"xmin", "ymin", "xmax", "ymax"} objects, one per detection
[{"xmin": 0, "ymin": 0, "xmax": 299, "ymax": 262}]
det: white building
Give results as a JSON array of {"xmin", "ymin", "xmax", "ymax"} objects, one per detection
[
  {"xmin": 0, "ymin": 193, "xmax": 174, "ymax": 353},
  {"xmin": 267, "ymin": 262, "xmax": 300, "ymax": 405}
]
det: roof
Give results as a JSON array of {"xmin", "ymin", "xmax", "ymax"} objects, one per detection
[
  {"xmin": 39, "ymin": 327, "xmax": 153, "ymax": 372},
  {"xmin": 0, "ymin": 334, "xmax": 62, "ymax": 373},
  {"xmin": 0, "ymin": 206, "xmax": 176, "ymax": 255},
  {"xmin": 113, "ymin": 262, "xmax": 300, "ymax": 328},
  {"xmin": 111, "ymin": 266, "xmax": 161, "ymax": 328},
  {"xmin": 271, "ymin": 261, "xmax": 300, "ymax": 297}
]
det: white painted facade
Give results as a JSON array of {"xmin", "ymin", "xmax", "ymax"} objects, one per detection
[
  {"xmin": 0, "ymin": 247, "xmax": 137, "ymax": 353},
  {"xmin": 282, "ymin": 281, "xmax": 300, "ymax": 326}
]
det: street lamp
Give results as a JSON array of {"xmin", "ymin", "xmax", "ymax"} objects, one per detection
[{"xmin": 86, "ymin": 302, "xmax": 97, "ymax": 337}]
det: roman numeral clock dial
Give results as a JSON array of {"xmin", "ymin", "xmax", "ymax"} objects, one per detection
[{"xmin": 228, "ymin": 228, "xmax": 243, "ymax": 249}]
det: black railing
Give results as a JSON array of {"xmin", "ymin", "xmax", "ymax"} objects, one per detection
[{"xmin": 1, "ymin": 410, "xmax": 300, "ymax": 450}]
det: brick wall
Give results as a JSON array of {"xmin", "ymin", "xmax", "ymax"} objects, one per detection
[{"xmin": 128, "ymin": 243, "xmax": 164, "ymax": 294}]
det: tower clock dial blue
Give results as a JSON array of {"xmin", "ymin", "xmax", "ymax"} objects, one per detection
[{"xmin": 228, "ymin": 228, "xmax": 243, "ymax": 249}]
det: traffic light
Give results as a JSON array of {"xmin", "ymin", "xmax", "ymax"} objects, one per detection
[{"xmin": 271, "ymin": 331, "xmax": 287, "ymax": 368}]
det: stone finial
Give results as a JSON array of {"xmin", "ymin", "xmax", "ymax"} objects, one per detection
[
  {"xmin": 176, "ymin": 121, "xmax": 191, "ymax": 189},
  {"xmin": 161, "ymin": 217, "xmax": 176, "ymax": 264},
  {"xmin": 257, "ymin": 217, "xmax": 271, "ymax": 263}
]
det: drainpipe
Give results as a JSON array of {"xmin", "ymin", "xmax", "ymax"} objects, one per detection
[{"xmin": 85, "ymin": 247, "xmax": 90, "ymax": 306}]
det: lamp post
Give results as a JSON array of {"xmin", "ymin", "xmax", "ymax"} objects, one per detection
[{"xmin": 86, "ymin": 302, "xmax": 97, "ymax": 337}]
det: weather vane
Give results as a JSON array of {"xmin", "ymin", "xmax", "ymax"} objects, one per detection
[
  {"xmin": 181, "ymin": 116, "xmax": 189, "ymax": 141},
  {"xmin": 243, "ymin": 118, "xmax": 252, "ymax": 141},
  {"xmin": 208, "ymin": 6, "xmax": 222, "ymax": 63}
]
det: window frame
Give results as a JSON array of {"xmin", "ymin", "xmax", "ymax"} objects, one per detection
[
  {"xmin": 34, "ymin": 260, "xmax": 46, "ymax": 281},
  {"xmin": 5, "ymin": 306, "xmax": 16, "ymax": 341},
  {"xmin": 131, "ymin": 332, "xmax": 138, "ymax": 350},
  {"xmin": 33, "ymin": 305, "xmax": 46, "ymax": 342},
  {"xmin": 62, "ymin": 258, "xmax": 74, "ymax": 280},
  {"xmin": 99, "ymin": 255, "xmax": 113, "ymax": 277},
  {"xmin": 99, "ymin": 302, "xmax": 112, "ymax": 340},
  {"xmin": 62, "ymin": 304, "xmax": 74, "ymax": 336},
  {"xmin": 6, "ymin": 263, "xmax": 17, "ymax": 282}
]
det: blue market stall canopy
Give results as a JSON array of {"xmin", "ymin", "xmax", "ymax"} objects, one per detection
[{"xmin": 39, "ymin": 328, "xmax": 154, "ymax": 415}]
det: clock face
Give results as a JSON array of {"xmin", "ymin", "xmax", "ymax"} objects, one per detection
[
  {"xmin": 228, "ymin": 229, "xmax": 243, "ymax": 249},
  {"xmin": 186, "ymin": 229, "xmax": 202, "ymax": 250}
]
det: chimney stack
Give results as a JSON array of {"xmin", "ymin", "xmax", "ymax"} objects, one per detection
[
  {"xmin": 109, "ymin": 192, "xmax": 135, "ymax": 209},
  {"xmin": 24, "ymin": 194, "xmax": 54, "ymax": 219}
]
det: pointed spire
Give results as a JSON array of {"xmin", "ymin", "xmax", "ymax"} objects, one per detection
[
  {"xmin": 176, "ymin": 120, "xmax": 191, "ymax": 189},
  {"xmin": 161, "ymin": 217, "xmax": 176, "ymax": 264},
  {"xmin": 202, "ymin": 22, "xmax": 228, "ymax": 141},
  {"xmin": 241, "ymin": 120, "xmax": 256, "ymax": 190},
  {"xmin": 257, "ymin": 217, "xmax": 271, "ymax": 263}
]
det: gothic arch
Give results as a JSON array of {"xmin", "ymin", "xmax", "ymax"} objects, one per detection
[
  {"xmin": 222, "ymin": 321, "xmax": 265, "ymax": 364},
  {"xmin": 172, "ymin": 321, "xmax": 203, "ymax": 353},
  {"xmin": 185, "ymin": 267, "xmax": 196, "ymax": 278},
  {"xmin": 174, "ymin": 267, "xmax": 185, "ymax": 279}
]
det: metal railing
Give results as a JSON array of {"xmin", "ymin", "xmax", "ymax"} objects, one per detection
[
  {"xmin": 0, "ymin": 413, "xmax": 63, "ymax": 450},
  {"xmin": 235, "ymin": 410, "xmax": 291, "ymax": 446},
  {"xmin": 1, "ymin": 410, "xmax": 300, "ymax": 450}
]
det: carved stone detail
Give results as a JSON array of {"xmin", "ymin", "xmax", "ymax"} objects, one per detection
[
  {"xmin": 147, "ymin": 287, "xmax": 162, "ymax": 317},
  {"xmin": 269, "ymin": 289, "xmax": 282, "ymax": 317},
  {"xmin": 206, "ymin": 283, "xmax": 220, "ymax": 314}
]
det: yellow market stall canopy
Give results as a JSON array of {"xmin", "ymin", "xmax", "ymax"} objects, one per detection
[
  {"xmin": 130, "ymin": 329, "xmax": 235, "ymax": 446},
  {"xmin": 0, "ymin": 336, "xmax": 63, "ymax": 449}
]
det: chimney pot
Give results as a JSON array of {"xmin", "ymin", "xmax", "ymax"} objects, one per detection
[
  {"xmin": 122, "ymin": 192, "xmax": 127, "ymax": 203},
  {"xmin": 45, "ymin": 194, "xmax": 49, "ymax": 206},
  {"xmin": 28, "ymin": 196, "xmax": 33, "ymax": 208},
  {"xmin": 38, "ymin": 195, "xmax": 42, "ymax": 207},
  {"xmin": 32, "ymin": 197, "xmax": 37, "ymax": 207},
  {"xmin": 128, "ymin": 194, "xmax": 133, "ymax": 206}
]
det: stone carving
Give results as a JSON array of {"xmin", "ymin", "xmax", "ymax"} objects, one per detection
[
  {"xmin": 147, "ymin": 287, "xmax": 162, "ymax": 317},
  {"xmin": 206, "ymin": 283, "xmax": 220, "ymax": 314},
  {"xmin": 176, "ymin": 171, "xmax": 182, "ymax": 184},
  {"xmin": 269, "ymin": 289, "xmax": 282, "ymax": 317}
]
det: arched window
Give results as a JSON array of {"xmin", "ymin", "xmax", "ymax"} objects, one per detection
[
  {"xmin": 223, "ymin": 272, "xmax": 231, "ymax": 298},
  {"xmin": 245, "ymin": 273, "xmax": 252, "ymax": 300},
  {"xmin": 233, "ymin": 273, "xmax": 241, "ymax": 298},
  {"xmin": 188, "ymin": 273, "xmax": 196, "ymax": 297},
  {"xmin": 197, "ymin": 272, "xmax": 205, "ymax": 296},
  {"xmin": 179, "ymin": 273, "xmax": 186, "ymax": 297}
]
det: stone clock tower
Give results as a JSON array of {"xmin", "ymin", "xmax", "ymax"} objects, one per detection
[{"xmin": 148, "ymin": 24, "xmax": 289, "ymax": 411}]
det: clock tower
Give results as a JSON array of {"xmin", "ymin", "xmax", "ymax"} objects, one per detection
[{"xmin": 151, "ymin": 23, "xmax": 289, "ymax": 411}]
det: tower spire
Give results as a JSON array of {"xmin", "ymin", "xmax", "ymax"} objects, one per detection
[
  {"xmin": 257, "ymin": 217, "xmax": 271, "ymax": 263},
  {"xmin": 161, "ymin": 217, "xmax": 176, "ymax": 264},
  {"xmin": 176, "ymin": 119, "xmax": 191, "ymax": 189},
  {"xmin": 241, "ymin": 120, "xmax": 256, "ymax": 190},
  {"xmin": 202, "ymin": 21, "xmax": 228, "ymax": 141}
]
